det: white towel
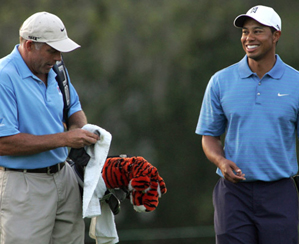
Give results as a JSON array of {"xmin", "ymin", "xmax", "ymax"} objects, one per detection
[
  {"xmin": 82, "ymin": 124, "xmax": 112, "ymax": 218},
  {"xmin": 89, "ymin": 203, "xmax": 119, "ymax": 244},
  {"xmin": 81, "ymin": 124, "xmax": 118, "ymax": 243}
]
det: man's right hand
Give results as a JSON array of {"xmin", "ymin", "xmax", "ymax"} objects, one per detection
[
  {"xmin": 218, "ymin": 158, "xmax": 246, "ymax": 183},
  {"xmin": 201, "ymin": 135, "xmax": 246, "ymax": 183},
  {"xmin": 64, "ymin": 128, "xmax": 100, "ymax": 148}
]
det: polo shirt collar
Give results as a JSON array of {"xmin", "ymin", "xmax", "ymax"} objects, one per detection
[
  {"xmin": 12, "ymin": 45, "xmax": 33, "ymax": 80},
  {"xmin": 238, "ymin": 54, "xmax": 285, "ymax": 80}
]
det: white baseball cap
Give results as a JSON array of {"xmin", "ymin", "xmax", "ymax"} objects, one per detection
[
  {"xmin": 234, "ymin": 5, "xmax": 281, "ymax": 31},
  {"xmin": 19, "ymin": 12, "xmax": 80, "ymax": 52}
]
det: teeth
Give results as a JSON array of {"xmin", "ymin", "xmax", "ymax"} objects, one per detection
[{"xmin": 247, "ymin": 45, "xmax": 258, "ymax": 49}]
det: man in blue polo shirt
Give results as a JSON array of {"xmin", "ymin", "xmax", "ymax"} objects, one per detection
[
  {"xmin": 196, "ymin": 5, "xmax": 299, "ymax": 244},
  {"xmin": 0, "ymin": 12, "xmax": 99, "ymax": 243}
]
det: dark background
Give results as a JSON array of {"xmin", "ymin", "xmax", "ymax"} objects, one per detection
[{"xmin": 1, "ymin": 0, "xmax": 299, "ymax": 243}]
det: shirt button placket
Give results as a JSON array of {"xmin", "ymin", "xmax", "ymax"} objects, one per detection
[{"xmin": 256, "ymin": 81, "xmax": 262, "ymax": 104}]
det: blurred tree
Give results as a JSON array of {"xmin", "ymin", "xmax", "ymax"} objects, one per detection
[{"xmin": 0, "ymin": 0, "xmax": 299, "ymax": 243}]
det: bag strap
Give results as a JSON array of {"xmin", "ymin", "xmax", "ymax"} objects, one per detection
[{"xmin": 53, "ymin": 56, "xmax": 71, "ymax": 129}]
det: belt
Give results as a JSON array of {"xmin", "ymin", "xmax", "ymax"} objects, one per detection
[{"xmin": 0, "ymin": 162, "xmax": 65, "ymax": 174}]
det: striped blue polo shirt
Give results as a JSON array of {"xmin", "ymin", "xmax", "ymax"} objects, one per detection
[
  {"xmin": 0, "ymin": 45, "xmax": 82, "ymax": 169},
  {"xmin": 196, "ymin": 55, "xmax": 299, "ymax": 181}
]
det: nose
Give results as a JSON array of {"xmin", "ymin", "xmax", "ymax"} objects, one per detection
[
  {"xmin": 54, "ymin": 52, "xmax": 62, "ymax": 62},
  {"xmin": 246, "ymin": 32, "xmax": 255, "ymax": 41}
]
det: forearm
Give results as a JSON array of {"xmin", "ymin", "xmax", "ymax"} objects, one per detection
[
  {"xmin": 202, "ymin": 135, "xmax": 226, "ymax": 168},
  {"xmin": 67, "ymin": 110, "xmax": 87, "ymax": 130},
  {"xmin": 202, "ymin": 135, "xmax": 246, "ymax": 182},
  {"xmin": 0, "ymin": 132, "xmax": 67, "ymax": 156},
  {"xmin": 0, "ymin": 110, "xmax": 98, "ymax": 156}
]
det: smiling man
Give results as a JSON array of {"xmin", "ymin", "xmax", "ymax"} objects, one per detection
[
  {"xmin": 0, "ymin": 12, "xmax": 99, "ymax": 243},
  {"xmin": 196, "ymin": 5, "xmax": 299, "ymax": 244}
]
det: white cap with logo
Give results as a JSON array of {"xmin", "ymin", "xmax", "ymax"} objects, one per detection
[
  {"xmin": 19, "ymin": 12, "xmax": 80, "ymax": 52},
  {"xmin": 234, "ymin": 5, "xmax": 281, "ymax": 31}
]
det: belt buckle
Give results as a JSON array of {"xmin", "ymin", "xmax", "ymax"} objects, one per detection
[
  {"xmin": 47, "ymin": 167, "xmax": 53, "ymax": 175},
  {"xmin": 47, "ymin": 163, "xmax": 61, "ymax": 175}
]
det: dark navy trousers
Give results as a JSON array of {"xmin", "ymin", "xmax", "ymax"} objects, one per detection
[{"xmin": 213, "ymin": 178, "xmax": 298, "ymax": 244}]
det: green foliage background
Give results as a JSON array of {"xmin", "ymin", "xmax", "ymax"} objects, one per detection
[{"xmin": 1, "ymin": 0, "xmax": 299, "ymax": 243}]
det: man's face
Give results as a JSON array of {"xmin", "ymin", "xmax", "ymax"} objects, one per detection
[
  {"xmin": 241, "ymin": 18, "xmax": 280, "ymax": 61},
  {"xmin": 28, "ymin": 42, "xmax": 61, "ymax": 77}
]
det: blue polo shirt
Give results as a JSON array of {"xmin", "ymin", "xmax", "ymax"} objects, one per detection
[
  {"xmin": 0, "ymin": 45, "xmax": 82, "ymax": 169},
  {"xmin": 196, "ymin": 55, "xmax": 299, "ymax": 181}
]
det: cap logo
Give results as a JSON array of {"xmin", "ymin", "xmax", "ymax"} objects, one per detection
[
  {"xmin": 28, "ymin": 36, "xmax": 41, "ymax": 41},
  {"xmin": 250, "ymin": 6, "xmax": 258, "ymax": 14}
]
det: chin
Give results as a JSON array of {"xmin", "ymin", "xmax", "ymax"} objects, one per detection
[
  {"xmin": 44, "ymin": 68, "xmax": 51, "ymax": 74},
  {"xmin": 247, "ymin": 53, "xmax": 261, "ymax": 61}
]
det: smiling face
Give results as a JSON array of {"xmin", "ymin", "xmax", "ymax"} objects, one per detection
[{"xmin": 241, "ymin": 18, "xmax": 281, "ymax": 62}]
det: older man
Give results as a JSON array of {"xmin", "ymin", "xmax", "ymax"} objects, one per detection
[{"xmin": 0, "ymin": 12, "xmax": 99, "ymax": 243}]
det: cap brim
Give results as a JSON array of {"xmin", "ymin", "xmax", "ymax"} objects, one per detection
[
  {"xmin": 47, "ymin": 38, "xmax": 81, "ymax": 52},
  {"xmin": 233, "ymin": 14, "xmax": 281, "ymax": 31},
  {"xmin": 234, "ymin": 14, "xmax": 249, "ymax": 28}
]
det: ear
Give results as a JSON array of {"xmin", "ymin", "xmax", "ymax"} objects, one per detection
[
  {"xmin": 273, "ymin": 30, "xmax": 281, "ymax": 44},
  {"xmin": 24, "ymin": 40, "xmax": 35, "ymax": 52}
]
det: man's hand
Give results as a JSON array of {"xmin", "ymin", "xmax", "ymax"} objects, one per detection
[
  {"xmin": 218, "ymin": 158, "xmax": 246, "ymax": 183},
  {"xmin": 64, "ymin": 128, "xmax": 100, "ymax": 148},
  {"xmin": 202, "ymin": 135, "xmax": 246, "ymax": 183},
  {"xmin": 0, "ymin": 126, "xmax": 99, "ymax": 156}
]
